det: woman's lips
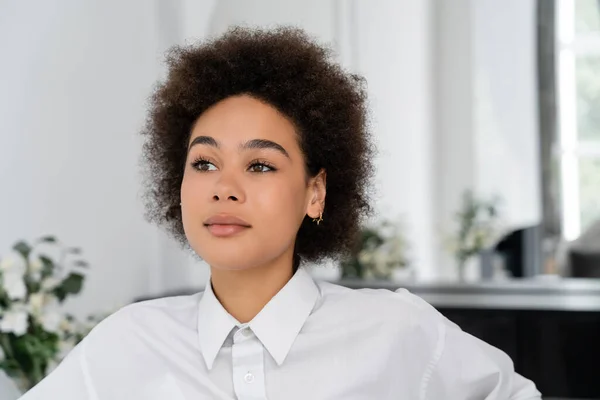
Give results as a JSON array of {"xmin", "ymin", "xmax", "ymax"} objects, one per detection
[
  {"xmin": 205, "ymin": 224, "xmax": 250, "ymax": 237},
  {"xmin": 203, "ymin": 215, "xmax": 251, "ymax": 238}
]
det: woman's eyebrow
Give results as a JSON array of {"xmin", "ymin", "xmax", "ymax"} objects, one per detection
[
  {"xmin": 188, "ymin": 135, "xmax": 218, "ymax": 152},
  {"xmin": 188, "ymin": 136, "xmax": 290, "ymax": 159},
  {"xmin": 240, "ymin": 139, "xmax": 290, "ymax": 158}
]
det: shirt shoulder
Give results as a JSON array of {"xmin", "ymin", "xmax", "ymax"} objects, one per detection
[
  {"xmin": 82, "ymin": 292, "xmax": 203, "ymax": 361},
  {"xmin": 100, "ymin": 292, "xmax": 202, "ymax": 329},
  {"xmin": 312, "ymin": 281, "xmax": 449, "ymax": 384},
  {"xmin": 20, "ymin": 294, "xmax": 204, "ymax": 400},
  {"xmin": 316, "ymin": 280, "xmax": 447, "ymax": 328}
]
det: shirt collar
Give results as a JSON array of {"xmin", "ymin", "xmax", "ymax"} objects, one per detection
[
  {"xmin": 196, "ymin": 277, "xmax": 239, "ymax": 370},
  {"xmin": 196, "ymin": 267, "xmax": 320, "ymax": 370}
]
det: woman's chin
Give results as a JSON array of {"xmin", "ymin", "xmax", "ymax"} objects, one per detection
[
  {"xmin": 199, "ymin": 251, "xmax": 262, "ymax": 272},
  {"xmin": 208, "ymin": 262, "xmax": 261, "ymax": 272}
]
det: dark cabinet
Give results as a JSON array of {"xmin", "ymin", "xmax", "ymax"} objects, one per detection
[{"xmin": 438, "ymin": 308, "xmax": 600, "ymax": 399}]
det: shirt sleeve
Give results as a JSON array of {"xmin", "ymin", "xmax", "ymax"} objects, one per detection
[
  {"xmin": 393, "ymin": 288, "xmax": 541, "ymax": 400},
  {"xmin": 17, "ymin": 340, "xmax": 96, "ymax": 400},
  {"xmin": 422, "ymin": 319, "xmax": 541, "ymax": 400}
]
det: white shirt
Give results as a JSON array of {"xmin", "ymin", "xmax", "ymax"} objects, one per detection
[{"xmin": 20, "ymin": 267, "xmax": 541, "ymax": 400}]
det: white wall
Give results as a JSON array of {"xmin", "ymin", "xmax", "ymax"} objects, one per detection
[
  {"xmin": 148, "ymin": 0, "xmax": 219, "ymax": 296},
  {"xmin": 0, "ymin": 0, "xmax": 542, "ymax": 311},
  {"xmin": 473, "ymin": 0, "xmax": 541, "ymax": 228},
  {"xmin": 434, "ymin": 0, "xmax": 476, "ymax": 277},
  {"xmin": 0, "ymin": 0, "xmax": 166, "ymax": 316},
  {"xmin": 435, "ymin": 0, "xmax": 541, "ymax": 278},
  {"xmin": 353, "ymin": 0, "xmax": 436, "ymax": 278},
  {"xmin": 160, "ymin": 0, "xmax": 438, "ymax": 282},
  {"xmin": 208, "ymin": 0, "xmax": 336, "ymax": 43}
]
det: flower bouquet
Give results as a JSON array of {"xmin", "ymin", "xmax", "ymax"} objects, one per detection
[
  {"xmin": 0, "ymin": 236, "xmax": 105, "ymax": 393},
  {"xmin": 340, "ymin": 219, "xmax": 410, "ymax": 280},
  {"xmin": 449, "ymin": 190, "xmax": 503, "ymax": 280}
]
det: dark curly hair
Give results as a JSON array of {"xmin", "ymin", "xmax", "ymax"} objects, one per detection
[{"xmin": 141, "ymin": 26, "xmax": 375, "ymax": 266}]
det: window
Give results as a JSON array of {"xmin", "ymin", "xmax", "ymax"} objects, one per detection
[{"xmin": 557, "ymin": 0, "xmax": 600, "ymax": 240}]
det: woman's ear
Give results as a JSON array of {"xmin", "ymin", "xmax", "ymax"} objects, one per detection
[{"xmin": 306, "ymin": 169, "xmax": 327, "ymax": 219}]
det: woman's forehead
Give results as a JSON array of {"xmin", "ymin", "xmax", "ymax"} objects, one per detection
[{"xmin": 190, "ymin": 95, "xmax": 299, "ymax": 148}]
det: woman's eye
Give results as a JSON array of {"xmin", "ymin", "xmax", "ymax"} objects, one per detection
[
  {"xmin": 193, "ymin": 160, "xmax": 217, "ymax": 172},
  {"xmin": 249, "ymin": 162, "xmax": 274, "ymax": 173}
]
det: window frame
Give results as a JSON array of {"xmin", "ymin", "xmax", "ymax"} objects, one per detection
[{"xmin": 555, "ymin": 0, "xmax": 600, "ymax": 240}]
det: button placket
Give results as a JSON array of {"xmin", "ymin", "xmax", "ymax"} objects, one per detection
[{"xmin": 232, "ymin": 334, "xmax": 267, "ymax": 399}]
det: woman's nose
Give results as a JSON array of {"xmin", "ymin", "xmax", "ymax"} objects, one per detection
[
  {"xmin": 212, "ymin": 172, "xmax": 245, "ymax": 202},
  {"xmin": 212, "ymin": 193, "xmax": 239, "ymax": 201}
]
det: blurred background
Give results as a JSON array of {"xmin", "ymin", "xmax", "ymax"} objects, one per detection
[{"xmin": 1, "ymin": 1, "xmax": 600, "ymax": 398}]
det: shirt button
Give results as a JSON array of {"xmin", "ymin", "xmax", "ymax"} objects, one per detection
[{"xmin": 244, "ymin": 372, "xmax": 255, "ymax": 384}]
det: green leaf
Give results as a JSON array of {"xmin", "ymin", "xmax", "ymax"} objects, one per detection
[
  {"xmin": 26, "ymin": 281, "xmax": 41, "ymax": 294},
  {"xmin": 53, "ymin": 287, "xmax": 67, "ymax": 302},
  {"xmin": 37, "ymin": 236, "xmax": 57, "ymax": 243},
  {"xmin": 39, "ymin": 255, "xmax": 55, "ymax": 279},
  {"xmin": 0, "ymin": 334, "xmax": 14, "ymax": 360},
  {"xmin": 60, "ymin": 273, "xmax": 85, "ymax": 296},
  {"xmin": 38, "ymin": 255, "xmax": 53, "ymax": 266},
  {"xmin": 12, "ymin": 241, "xmax": 31, "ymax": 259},
  {"xmin": 73, "ymin": 260, "xmax": 89, "ymax": 268},
  {"xmin": 0, "ymin": 358, "xmax": 21, "ymax": 374}
]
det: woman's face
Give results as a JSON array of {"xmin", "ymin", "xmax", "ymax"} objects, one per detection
[{"xmin": 181, "ymin": 95, "xmax": 325, "ymax": 271}]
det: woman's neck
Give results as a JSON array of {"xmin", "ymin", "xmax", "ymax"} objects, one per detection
[{"xmin": 209, "ymin": 255, "xmax": 295, "ymax": 323}]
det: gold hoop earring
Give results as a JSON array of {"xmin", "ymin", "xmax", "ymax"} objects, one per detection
[{"xmin": 312, "ymin": 212, "xmax": 323, "ymax": 226}]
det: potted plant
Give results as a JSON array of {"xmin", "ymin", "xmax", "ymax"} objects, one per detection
[
  {"xmin": 340, "ymin": 219, "xmax": 410, "ymax": 280},
  {"xmin": 0, "ymin": 236, "xmax": 106, "ymax": 394},
  {"xmin": 449, "ymin": 190, "xmax": 503, "ymax": 281}
]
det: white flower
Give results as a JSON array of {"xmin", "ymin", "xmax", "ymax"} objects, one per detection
[
  {"xmin": 0, "ymin": 252, "xmax": 27, "ymax": 300},
  {"xmin": 26, "ymin": 292, "xmax": 64, "ymax": 334},
  {"xmin": 59, "ymin": 317, "xmax": 74, "ymax": 334},
  {"xmin": 36, "ymin": 296, "xmax": 62, "ymax": 333},
  {"xmin": 373, "ymin": 251, "xmax": 389, "ymax": 275},
  {"xmin": 0, "ymin": 307, "xmax": 29, "ymax": 336},
  {"xmin": 0, "ymin": 258, "xmax": 11, "ymax": 271},
  {"xmin": 0, "ymin": 252, "xmax": 26, "ymax": 274},
  {"xmin": 41, "ymin": 312, "xmax": 62, "ymax": 333},
  {"xmin": 28, "ymin": 256, "xmax": 43, "ymax": 272},
  {"xmin": 387, "ymin": 238, "xmax": 406, "ymax": 265},
  {"xmin": 27, "ymin": 292, "xmax": 46, "ymax": 316},
  {"xmin": 463, "ymin": 230, "xmax": 478, "ymax": 251},
  {"xmin": 28, "ymin": 255, "xmax": 44, "ymax": 282},
  {"xmin": 41, "ymin": 277, "xmax": 61, "ymax": 292},
  {"xmin": 29, "ymin": 293, "xmax": 69, "ymax": 335},
  {"xmin": 358, "ymin": 250, "xmax": 375, "ymax": 267},
  {"xmin": 2, "ymin": 272, "xmax": 27, "ymax": 300}
]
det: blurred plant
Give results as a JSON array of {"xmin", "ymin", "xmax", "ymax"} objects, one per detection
[
  {"xmin": 0, "ymin": 236, "xmax": 107, "ymax": 392},
  {"xmin": 340, "ymin": 219, "xmax": 409, "ymax": 280},
  {"xmin": 448, "ymin": 190, "xmax": 503, "ymax": 279}
]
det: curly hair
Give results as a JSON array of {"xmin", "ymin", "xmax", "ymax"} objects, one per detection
[{"xmin": 141, "ymin": 26, "xmax": 375, "ymax": 266}]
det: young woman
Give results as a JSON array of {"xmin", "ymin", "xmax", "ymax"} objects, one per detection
[{"xmin": 20, "ymin": 27, "xmax": 541, "ymax": 399}]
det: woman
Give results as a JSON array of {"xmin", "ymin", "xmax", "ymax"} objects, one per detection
[{"xmin": 20, "ymin": 27, "xmax": 541, "ymax": 399}]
